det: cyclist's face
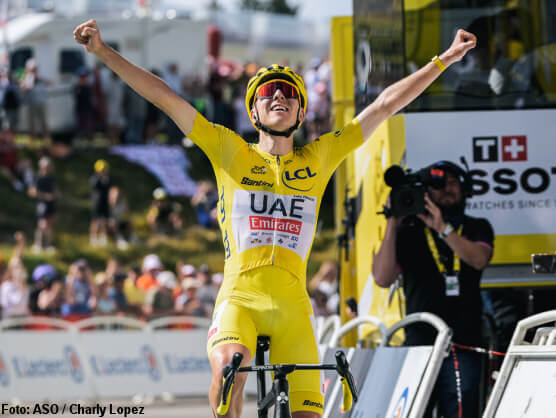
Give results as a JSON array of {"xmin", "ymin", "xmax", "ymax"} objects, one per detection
[{"xmin": 253, "ymin": 85, "xmax": 304, "ymax": 131}]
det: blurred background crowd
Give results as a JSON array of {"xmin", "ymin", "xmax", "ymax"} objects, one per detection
[
  {"xmin": 0, "ymin": 53, "xmax": 340, "ymax": 324},
  {"xmin": 0, "ymin": 231, "xmax": 341, "ymax": 323}
]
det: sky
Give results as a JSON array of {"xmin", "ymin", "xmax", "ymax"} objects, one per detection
[
  {"xmin": 290, "ymin": 0, "xmax": 353, "ymax": 21},
  {"xmin": 165, "ymin": 0, "xmax": 353, "ymax": 22}
]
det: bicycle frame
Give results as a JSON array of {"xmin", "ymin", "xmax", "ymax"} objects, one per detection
[{"xmin": 217, "ymin": 336, "xmax": 358, "ymax": 418}]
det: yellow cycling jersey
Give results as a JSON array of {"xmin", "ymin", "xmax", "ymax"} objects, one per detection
[{"xmin": 188, "ymin": 113, "xmax": 364, "ymax": 280}]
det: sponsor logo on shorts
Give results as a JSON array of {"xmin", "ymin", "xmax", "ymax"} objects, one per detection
[
  {"xmin": 303, "ymin": 400, "xmax": 323, "ymax": 409},
  {"xmin": 207, "ymin": 327, "xmax": 218, "ymax": 340},
  {"xmin": 211, "ymin": 336, "xmax": 239, "ymax": 348}
]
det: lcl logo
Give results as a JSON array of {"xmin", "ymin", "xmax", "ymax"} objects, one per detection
[
  {"xmin": 284, "ymin": 167, "xmax": 317, "ymax": 181},
  {"xmin": 473, "ymin": 136, "xmax": 527, "ymax": 163},
  {"xmin": 282, "ymin": 167, "xmax": 317, "ymax": 191}
]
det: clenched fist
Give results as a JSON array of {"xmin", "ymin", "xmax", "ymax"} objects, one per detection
[{"xmin": 73, "ymin": 19, "xmax": 103, "ymax": 55}]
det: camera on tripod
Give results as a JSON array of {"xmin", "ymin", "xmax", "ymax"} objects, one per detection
[{"xmin": 380, "ymin": 159, "xmax": 472, "ymax": 218}]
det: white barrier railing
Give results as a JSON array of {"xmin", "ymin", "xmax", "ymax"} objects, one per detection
[
  {"xmin": 322, "ymin": 312, "xmax": 451, "ymax": 418},
  {"xmin": 73, "ymin": 315, "xmax": 147, "ymax": 330},
  {"xmin": 328, "ymin": 315, "xmax": 387, "ymax": 348},
  {"xmin": 381, "ymin": 312, "xmax": 452, "ymax": 418},
  {"xmin": 316, "ymin": 314, "xmax": 342, "ymax": 345},
  {"xmin": 146, "ymin": 315, "xmax": 211, "ymax": 330},
  {"xmin": 0, "ymin": 315, "xmax": 212, "ymax": 403},
  {"xmin": 0, "ymin": 316, "xmax": 73, "ymax": 331},
  {"xmin": 483, "ymin": 309, "xmax": 556, "ymax": 418}
]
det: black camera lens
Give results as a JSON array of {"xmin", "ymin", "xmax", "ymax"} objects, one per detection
[{"xmin": 400, "ymin": 191, "xmax": 415, "ymax": 207}]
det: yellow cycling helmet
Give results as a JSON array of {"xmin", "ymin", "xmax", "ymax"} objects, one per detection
[
  {"xmin": 245, "ymin": 64, "xmax": 308, "ymax": 137},
  {"xmin": 94, "ymin": 159, "xmax": 109, "ymax": 173}
]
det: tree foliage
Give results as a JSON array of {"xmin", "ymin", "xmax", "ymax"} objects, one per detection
[
  {"xmin": 208, "ymin": 0, "xmax": 222, "ymax": 10},
  {"xmin": 238, "ymin": 0, "xmax": 298, "ymax": 15}
]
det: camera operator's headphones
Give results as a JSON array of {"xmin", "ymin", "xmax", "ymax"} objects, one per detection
[{"xmin": 427, "ymin": 160, "xmax": 473, "ymax": 198}]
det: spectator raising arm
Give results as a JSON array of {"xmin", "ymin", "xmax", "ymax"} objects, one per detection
[{"xmin": 73, "ymin": 20, "xmax": 197, "ymax": 136}]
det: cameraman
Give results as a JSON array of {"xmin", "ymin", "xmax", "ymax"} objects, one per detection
[{"xmin": 373, "ymin": 161, "xmax": 494, "ymax": 418}]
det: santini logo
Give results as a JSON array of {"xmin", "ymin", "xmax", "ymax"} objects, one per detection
[{"xmin": 242, "ymin": 177, "xmax": 274, "ymax": 188}]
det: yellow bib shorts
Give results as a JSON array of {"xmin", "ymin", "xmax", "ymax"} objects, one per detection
[{"xmin": 207, "ymin": 266, "xmax": 324, "ymax": 414}]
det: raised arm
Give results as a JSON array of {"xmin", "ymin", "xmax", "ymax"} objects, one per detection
[
  {"xmin": 73, "ymin": 19, "xmax": 197, "ymax": 135},
  {"xmin": 357, "ymin": 29, "xmax": 477, "ymax": 141}
]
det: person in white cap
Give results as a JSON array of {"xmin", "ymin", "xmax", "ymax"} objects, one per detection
[
  {"xmin": 172, "ymin": 262, "xmax": 197, "ymax": 302},
  {"xmin": 137, "ymin": 254, "xmax": 163, "ymax": 291}
]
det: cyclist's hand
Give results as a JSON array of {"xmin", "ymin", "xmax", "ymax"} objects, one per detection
[
  {"xmin": 217, "ymin": 353, "xmax": 243, "ymax": 415},
  {"xmin": 443, "ymin": 29, "xmax": 477, "ymax": 65},
  {"xmin": 73, "ymin": 19, "xmax": 104, "ymax": 55}
]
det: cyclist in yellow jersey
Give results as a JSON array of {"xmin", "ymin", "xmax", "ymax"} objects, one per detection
[{"xmin": 74, "ymin": 19, "xmax": 477, "ymax": 418}]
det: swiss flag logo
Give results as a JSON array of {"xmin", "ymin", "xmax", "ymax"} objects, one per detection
[{"xmin": 501, "ymin": 136, "xmax": 527, "ymax": 162}]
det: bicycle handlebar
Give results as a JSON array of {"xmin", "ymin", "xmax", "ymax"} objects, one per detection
[
  {"xmin": 216, "ymin": 352, "xmax": 243, "ymax": 415},
  {"xmin": 217, "ymin": 350, "xmax": 358, "ymax": 414},
  {"xmin": 335, "ymin": 351, "xmax": 358, "ymax": 411}
]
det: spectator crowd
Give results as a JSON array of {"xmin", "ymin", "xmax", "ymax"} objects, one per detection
[
  {"xmin": 0, "ymin": 54, "xmax": 338, "ymax": 322},
  {"xmin": 0, "ymin": 231, "xmax": 340, "ymax": 323},
  {"xmin": 0, "ymin": 55, "xmax": 332, "ymax": 146},
  {"xmin": 0, "ymin": 55, "xmax": 333, "ymax": 247}
]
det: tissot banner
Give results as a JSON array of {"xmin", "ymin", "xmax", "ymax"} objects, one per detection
[{"xmin": 405, "ymin": 109, "xmax": 556, "ymax": 236}]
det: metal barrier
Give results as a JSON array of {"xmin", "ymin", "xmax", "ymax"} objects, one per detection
[
  {"xmin": 316, "ymin": 315, "xmax": 342, "ymax": 345},
  {"xmin": 483, "ymin": 309, "xmax": 556, "ymax": 418},
  {"xmin": 381, "ymin": 312, "xmax": 452, "ymax": 418},
  {"xmin": 146, "ymin": 315, "xmax": 211, "ymax": 330},
  {"xmin": 73, "ymin": 315, "xmax": 146, "ymax": 331},
  {"xmin": 531, "ymin": 326, "xmax": 556, "ymax": 345},
  {"xmin": 0, "ymin": 316, "xmax": 72, "ymax": 331},
  {"xmin": 321, "ymin": 312, "xmax": 451, "ymax": 418},
  {"xmin": 0, "ymin": 315, "xmax": 213, "ymax": 403},
  {"xmin": 328, "ymin": 315, "xmax": 387, "ymax": 348}
]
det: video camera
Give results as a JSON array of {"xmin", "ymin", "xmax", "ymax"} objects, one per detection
[{"xmin": 381, "ymin": 159, "xmax": 472, "ymax": 218}]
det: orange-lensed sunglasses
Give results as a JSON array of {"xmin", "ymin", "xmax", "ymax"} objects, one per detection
[{"xmin": 256, "ymin": 80, "xmax": 299, "ymax": 100}]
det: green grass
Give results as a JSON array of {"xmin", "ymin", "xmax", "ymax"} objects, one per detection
[{"xmin": 0, "ymin": 140, "xmax": 337, "ymax": 279}]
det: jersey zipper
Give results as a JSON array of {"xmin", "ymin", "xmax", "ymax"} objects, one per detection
[{"xmin": 271, "ymin": 155, "xmax": 280, "ymax": 264}]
